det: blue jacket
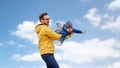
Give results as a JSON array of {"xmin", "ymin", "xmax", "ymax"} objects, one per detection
[{"xmin": 59, "ymin": 24, "xmax": 82, "ymax": 43}]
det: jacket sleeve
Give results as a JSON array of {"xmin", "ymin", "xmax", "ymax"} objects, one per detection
[
  {"xmin": 60, "ymin": 33, "xmax": 67, "ymax": 44},
  {"xmin": 73, "ymin": 28, "xmax": 82, "ymax": 34},
  {"xmin": 45, "ymin": 27, "xmax": 62, "ymax": 40}
]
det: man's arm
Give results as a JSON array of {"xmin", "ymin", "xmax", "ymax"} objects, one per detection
[{"xmin": 45, "ymin": 27, "xmax": 62, "ymax": 40}]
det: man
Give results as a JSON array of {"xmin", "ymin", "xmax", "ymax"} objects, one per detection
[{"xmin": 35, "ymin": 13, "xmax": 69, "ymax": 68}]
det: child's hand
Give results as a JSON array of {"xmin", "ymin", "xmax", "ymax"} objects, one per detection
[
  {"xmin": 58, "ymin": 43, "xmax": 62, "ymax": 46},
  {"xmin": 69, "ymin": 32, "xmax": 73, "ymax": 37},
  {"xmin": 82, "ymin": 30, "xmax": 86, "ymax": 34}
]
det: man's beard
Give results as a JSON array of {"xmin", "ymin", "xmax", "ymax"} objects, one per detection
[{"xmin": 45, "ymin": 22, "xmax": 49, "ymax": 26}]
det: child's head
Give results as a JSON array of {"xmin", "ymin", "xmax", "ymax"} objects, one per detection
[
  {"xmin": 65, "ymin": 21, "xmax": 73, "ymax": 28},
  {"xmin": 66, "ymin": 27, "xmax": 73, "ymax": 33},
  {"xmin": 65, "ymin": 21, "xmax": 73, "ymax": 33}
]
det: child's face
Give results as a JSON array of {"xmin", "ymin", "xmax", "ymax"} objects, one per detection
[{"xmin": 66, "ymin": 27, "xmax": 73, "ymax": 33}]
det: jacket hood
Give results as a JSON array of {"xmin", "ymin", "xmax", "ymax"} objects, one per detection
[{"xmin": 35, "ymin": 24, "xmax": 45, "ymax": 34}]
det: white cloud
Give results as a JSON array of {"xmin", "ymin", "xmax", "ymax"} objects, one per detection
[
  {"xmin": 11, "ymin": 52, "xmax": 63, "ymax": 62},
  {"xmin": 107, "ymin": 0, "xmax": 120, "ymax": 10},
  {"xmin": 7, "ymin": 40, "xmax": 26, "ymax": 48},
  {"xmin": 49, "ymin": 19, "xmax": 53, "ymax": 27},
  {"xmin": 12, "ymin": 21, "xmax": 38, "ymax": 45},
  {"xmin": 84, "ymin": 8, "xmax": 101, "ymax": 27},
  {"xmin": 12, "ymin": 20, "xmax": 54, "ymax": 45},
  {"xmin": 41, "ymin": 66, "xmax": 46, "ymax": 68},
  {"xmin": 60, "ymin": 64, "xmax": 72, "ymax": 68},
  {"xmin": 11, "ymin": 53, "xmax": 72, "ymax": 68},
  {"xmin": 107, "ymin": 61, "xmax": 120, "ymax": 68},
  {"xmin": 95, "ymin": 66, "xmax": 106, "ymax": 68},
  {"xmin": 56, "ymin": 38, "xmax": 120, "ymax": 64},
  {"xmin": 0, "ymin": 42, "xmax": 4, "ymax": 46},
  {"xmin": 56, "ymin": 20, "xmax": 65, "ymax": 25},
  {"xmin": 112, "ymin": 61, "xmax": 120, "ymax": 68},
  {"xmin": 101, "ymin": 16, "xmax": 120, "ymax": 33},
  {"xmin": 8, "ymin": 40, "xmax": 16, "ymax": 45},
  {"xmin": 12, "ymin": 53, "xmax": 42, "ymax": 62},
  {"xmin": 115, "ymin": 41, "xmax": 120, "ymax": 48},
  {"xmin": 103, "ymin": 13, "xmax": 114, "ymax": 21},
  {"xmin": 94, "ymin": 61, "xmax": 120, "ymax": 68},
  {"xmin": 41, "ymin": 64, "xmax": 72, "ymax": 68},
  {"xmin": 12, "ymin": 38, "xmax": 120, "ymax": 66}
]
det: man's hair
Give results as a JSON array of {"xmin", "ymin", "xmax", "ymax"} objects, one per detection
[{"xmin": 39, "ymin": 13, "xmax": 48, "ymax": 22}]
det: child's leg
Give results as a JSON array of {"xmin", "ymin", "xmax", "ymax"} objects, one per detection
[
  {"xmin": 55, "ymin": 29, "xmax": 61, "ymax": 34},
  {"xmin": 55, "ymin": 23, "xmax": 62, "ymax": 34}
]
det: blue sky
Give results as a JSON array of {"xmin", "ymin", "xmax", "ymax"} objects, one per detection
[{"xmin": 0, "ymin": 0, "xmax": 120, "ymax": 68}]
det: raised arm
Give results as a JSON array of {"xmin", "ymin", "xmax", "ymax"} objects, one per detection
[
  {"xmin": 73, "ymin": 28, "xmax": 82, "ymax": 34},
  {"xmin": 60, "ymin": 33, "xmax": 67, "ymax": 44},
  {"xmin": 45, "ymin": 27, "xmax": 62, "ymax": 40}
]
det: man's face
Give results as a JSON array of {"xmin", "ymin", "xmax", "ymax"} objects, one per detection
[{"xmin": 41, "ymin": 15, "xmax": 50, "ymax": 26}]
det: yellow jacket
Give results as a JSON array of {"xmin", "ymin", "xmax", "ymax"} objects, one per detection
[{"xmin": 35, "ymin": 24, "xmax": 61, "ymax": 55}]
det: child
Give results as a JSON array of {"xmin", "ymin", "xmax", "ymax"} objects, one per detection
[{"xmin": 55, "ymin": 21, "xmax": 86, "ymax": 46}]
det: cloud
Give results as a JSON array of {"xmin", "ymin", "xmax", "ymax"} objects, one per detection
[
  {"xmin": 7, "ymin": 40, "xmax": 17, "ymax": 46},
  {"xmin": 7, "ymin": 40, "xmax": 26, "ymax": 48},
  {"xmin": 12, "ymin": 21, "xmax": 38, "ymax": 45},
  {"xmin": 103, "ymin": 13, "xmax": 114, "ymax": 21},
  {"xmin": 56, "ymin": 38, "xmax": 120, "ymax": 64},
  {"xmin": 111, "ymin": 61, "xmax": 120, "ymax": 68},
  {"xmin": 56, "ymin": 20, "xmax": 66, "ymax": 25},
  {"xmin": 101, "ymin": 16, "xmax": 120, "ymax": 33},
  {"xmin": 11, "ymin": 38, "xmax": 120, "ymax": 66},
  {"xmin": 114, "ymin": 41, "xmax": 120, "ymax": 48},
  {"xmin": 41, "ymin": 64, "xmax": 72, "ymax": 68},
  {"xmin": 107, "ymin": 0, "xmax": 120, "ymax": 10},
  {"xmin": 11, "ymin": 52, "xmax": 72, "ymax": 68},
  {"xmin": 11, "ymin": 52, "xmax": 63, "ymax": 62},
  {"xmin": 59, "ymin": 64, "xmax": 72, "ymax": 68},
  {"xmin": 12, "ymin": 53, "xmax": 42, "ymax": 62},
  {"xmin": 80, "ymin": 0, "xmax": 90, "ymax": 2},
  {"xmin": 11, "ymin": 20, "xmax": 54, "ymax": 45},
  {"xmin": 107, "ymin": 61, "xmax": 120, "ymax": 68},
  {"xmin": 84, "ymin": 8, "xmax": 101, "ymax": 27},
  {"xmin": 94, "ymin": 61, "xmax": 120, "ymax": 68},
  {"xmin": 0, "ymin": 42, "xmax": 4, "ymax": 47}
]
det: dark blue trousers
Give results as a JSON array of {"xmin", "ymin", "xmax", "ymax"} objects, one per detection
[{"xmin": 41, "ymin": 53, "xmax": 59, "ymax": 68}]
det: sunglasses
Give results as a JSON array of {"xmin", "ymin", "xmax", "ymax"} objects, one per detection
[{"xmin": 42, "ymin": 18, "xmax": 50, "ymax": 20}]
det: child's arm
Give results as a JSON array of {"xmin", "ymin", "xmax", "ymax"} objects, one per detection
[
  {"xmin": 73, "ymin": 28, "xmax": 86, "ymax": 34},
  {"xmin": 73, "ymin": 28, "xmax": 82, "ymax": 34},
  {"xmin": 58, "ymin": 33, "xmax": 67, "ymax": 46}
]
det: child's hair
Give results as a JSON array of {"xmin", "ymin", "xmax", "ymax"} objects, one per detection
[{"xmin": 65, "ymin": 21, "xmax": 73, "ymax": 28}]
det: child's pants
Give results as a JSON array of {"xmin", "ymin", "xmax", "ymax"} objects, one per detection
[{"xmin": 41, "ymin": 53, "xmax": 59, "ymax": 68}]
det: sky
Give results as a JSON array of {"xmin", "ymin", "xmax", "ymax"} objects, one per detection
[{"xmin": 0, "ymin": 0, "xmax": 120, "ymax": 68}]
